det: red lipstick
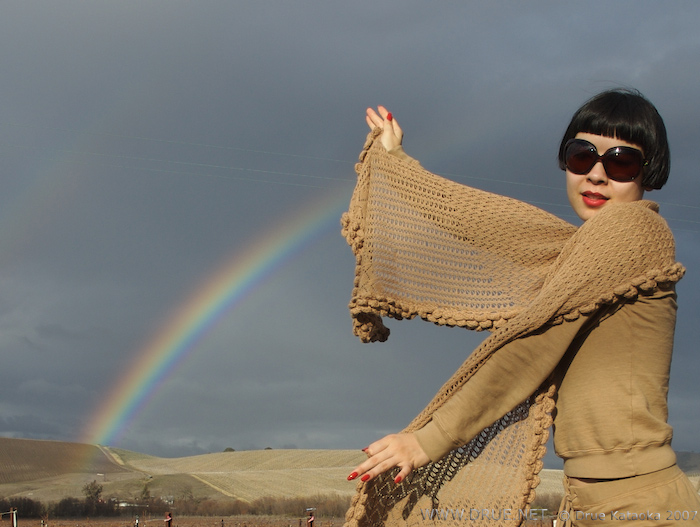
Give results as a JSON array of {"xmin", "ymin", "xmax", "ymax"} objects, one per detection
[{"xmin": 582, "ymin": 192, "xmax": 608, "ymax": 207}]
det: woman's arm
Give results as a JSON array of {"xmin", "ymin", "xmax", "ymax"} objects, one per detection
[{"xmin": 348, "ymin": 311, "xmax": 596, "ymax": 484}]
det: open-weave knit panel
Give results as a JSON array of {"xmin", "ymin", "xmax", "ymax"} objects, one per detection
[
  {"xmin": 345, "ymin": 388, "xmax": 555, "ymax": 527},
  {"xmin": 341, "ymin": 129, "xmax": 576, "ymax": 342},
  {"xmin": 341, "ymin": 129, "xmax": 685, "ymax": 527}
]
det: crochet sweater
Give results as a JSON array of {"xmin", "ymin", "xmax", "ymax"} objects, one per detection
[{"xmin": 340, "ymin": 129, "xmax": 685, "ymax": 527}]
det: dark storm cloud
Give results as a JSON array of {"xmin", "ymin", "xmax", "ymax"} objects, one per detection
[{"xmin": 0, "ymin": 1, "xmax": 698, "ymax": 464}]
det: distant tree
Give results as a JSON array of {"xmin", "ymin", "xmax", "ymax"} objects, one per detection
[
  {"xmin": 178, "ymin": 485, "xmax": 195, "ymax": 502},
  {"xmin": 264, "ymin": 447, "xmax": 272, "ymax": 450},
  {"xmin": 174, "ymin": 485, "xmax": 200, "ymax": 515},
  {"xmin": 51, "ymin": 497, "xmax": 82, "ymax": 517},
  {"xmin": 0, "ymin": 497, "xmax": 45, "ymax": 518},
  {"xmin": 83, "ymin": 479, "xmax": 104, "ymax": 502},
  {"xmin": 82, "ymin": 480, "xmax": 104, "ymax": 515},
  {"xmin": 223, "ymin": 447, "xmax": 235, "ymax": 452}
]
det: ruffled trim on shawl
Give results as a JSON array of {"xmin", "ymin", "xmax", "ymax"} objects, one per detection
[{"xmin": 338, "ymin": 259, "xmax": 684, "ymax": 343}]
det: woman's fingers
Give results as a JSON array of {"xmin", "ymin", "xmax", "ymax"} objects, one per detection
[
  {"xmin": 347, "ymin": 437, "xmax": 391, "ymax": 480},
  {"xmin": 393, "ymin": 464, "xmax": 413, "ymax": 484},
  {"xmin": 366, "ymin": 107, "xmax": 385, "ymax": 129},
  {"xmin": 346, "ymin": 433, "xmax": 428, "ymax": 484},
  {"xmin": 365, "ymin": 106, "xmax": 403, "ymax": 151},
  {"xmin": 366, "ymin": 105, "xmax": 393, "ymax": 128}
]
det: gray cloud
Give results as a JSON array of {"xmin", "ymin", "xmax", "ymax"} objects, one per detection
[{"xmin": 0, "ymin": 1, "xmax": 697, "ymax": 467}]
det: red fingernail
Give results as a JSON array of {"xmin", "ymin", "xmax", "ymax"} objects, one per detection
[
  {"xmin": 347, "ymin": 472, "xmax": 358, "ymax": 481},
  {"xmin": 361, "ymin": 474, "xmax": 370, "ymax": 482},
  {"xmin": 361, "ymin": 447, "xmax": 368, "ymax": 452},
  {"xmin": 394, "ymin": 476, "xmax": 402, "ymax": 484},
  {"xmin": 386, "ymin": 113, "xmax": 393, "ymax": 121}
]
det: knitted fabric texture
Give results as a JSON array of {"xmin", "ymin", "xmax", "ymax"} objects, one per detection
[{"xmin": 340, "ymin": 129, "xmax": 685, "ymax": 527}]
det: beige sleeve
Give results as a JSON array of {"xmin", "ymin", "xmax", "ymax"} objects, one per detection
[
  {"xmin": 387, "ymin": 145, "xmax": 422, "ymax": 166},
  {"xmin": 413, "ymin": 314, "xmax": 593, "ymax": 462}
]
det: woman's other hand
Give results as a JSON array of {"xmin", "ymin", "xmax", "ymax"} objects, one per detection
[
  {"xmin": 366, "ymin": 105, "xmax": 403, "ymax": 152},
  {"xmin": 347, "ymin": 432, "xmax": 430, "ymax": 484}
]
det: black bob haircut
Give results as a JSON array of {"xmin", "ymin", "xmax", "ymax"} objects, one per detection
[{"xmin": 558, "ymin": 89, "xmax": 670, "ymax": 190}]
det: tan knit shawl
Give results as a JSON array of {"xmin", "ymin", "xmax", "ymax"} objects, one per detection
[{"xmin": 340, "ymin": 129, "xmax": 685, "ymax": 527}]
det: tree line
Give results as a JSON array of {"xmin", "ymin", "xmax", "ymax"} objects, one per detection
[
  {"xmin": 0, "ymin": 481, "xmax": 351, "ymax": 519},
  {"xmin": 0, "ymin": 480, "xmax": 169, "ymax": 519}
]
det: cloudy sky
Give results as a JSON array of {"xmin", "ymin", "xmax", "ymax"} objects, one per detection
[{"xmin": 1, "ymin": 2, "xmax": 698, "ymax": 466}]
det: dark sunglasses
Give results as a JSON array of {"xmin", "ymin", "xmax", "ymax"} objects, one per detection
[{"xmin": 564, "ymin": 138, "xmax": 648, "ymax": 182}]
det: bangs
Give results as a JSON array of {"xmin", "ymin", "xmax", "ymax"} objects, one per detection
[
  {"xmin": 558, "ymin": 89, "xmax": 670, "ymax": 189},
  {"xmin": 573, "ymin": 98, "xmax": 651, "ymax": 151}
]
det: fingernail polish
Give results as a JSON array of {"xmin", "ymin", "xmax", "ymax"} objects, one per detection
[
  {"xmin": 347, "ymin": 472, "xmax": 358, "ymax": 481},
  {"xmin": 394, "ymin": 476, "xmax": 402, "ymax": 484},
  {"xmin": 386, "ymin": 113, "xmax": 393, "ymax": 121},
  {"xmin": 361, "ymin": 474, "xmax": 370, "ymax": 482},
  {"xmin": 361, "ymin": 447, "xmax": 368, "ymax": 452}
]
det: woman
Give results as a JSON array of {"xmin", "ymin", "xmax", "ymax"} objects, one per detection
[{"xmin": 341, "ymin": 90, "xmax": 699, "ymax": 526}]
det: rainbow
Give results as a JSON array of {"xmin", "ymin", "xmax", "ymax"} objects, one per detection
[{"xmin": 82, "ymin": 188, "xmax": 352, "ymax": 447}]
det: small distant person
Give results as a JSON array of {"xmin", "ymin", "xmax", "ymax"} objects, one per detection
[
  {"xmin": 135, "ymin": 516, "xmax": 140, "ymax": 527},
  {"xmin": 307, "ymin": 512, "xmax": 314, "ymax": 527},
  {"xmin": 164, "ymin": 512, "xmax": 172, "ymax": 527}
]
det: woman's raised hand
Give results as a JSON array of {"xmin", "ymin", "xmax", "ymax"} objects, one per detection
[
  {"xmin": 347, "ymin": 432, "xmax": 430, "ymax": 484},
  {"xmin": 366, "ymin": 105, "xmax": 403, "ymax": 152}
]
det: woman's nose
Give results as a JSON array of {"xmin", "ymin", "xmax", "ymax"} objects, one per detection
[{"xmin": 586, "ymin": 160, "xmax": 609, "ymax": 184}]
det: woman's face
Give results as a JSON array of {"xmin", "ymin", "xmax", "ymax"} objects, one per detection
[{"xmin": 566, "ymin": 133, "xmax": 647, "ymax": 221}]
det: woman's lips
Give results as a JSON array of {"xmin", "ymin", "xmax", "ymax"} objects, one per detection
[{"xmin": 582, "ymin": 192, "xmax": 608, "ymax": 207}]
